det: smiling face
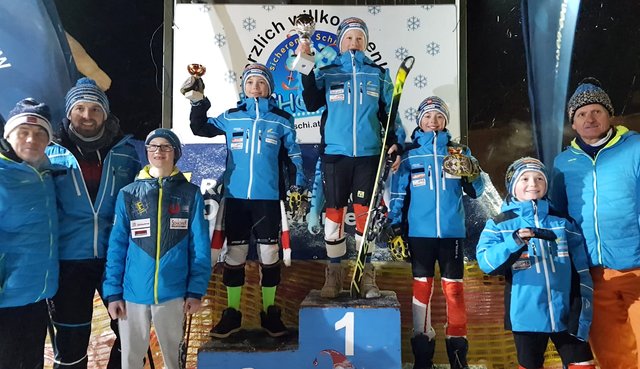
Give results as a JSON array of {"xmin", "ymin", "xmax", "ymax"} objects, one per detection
[
  {"xmin": 69, "ymin": 101, "xmax": 106, "ymax": 138},
  {"xmin": 339, "ymin": 29, "xmax": 366, "ymax": 53},
  {"xmin": 146, "ymin": 137, "xmax": 175, "ymax": 172},
  {"xmin": 571, "ymin": 103, "xmax": 612, "ymax": 144},
  {"xmin": 513, "ymin": 170, "xmax": 547, "ymax": 201},
  {"xmin": 243, "ymin": 76, "xmax": 270, "ymax": 98},
  {"xmin": 6, "ymin": 124, "xmax": 49, "ymax": 166},
  {"xmin": 419, "ymin": 111, "xmax": 447, "ymax": 132}
]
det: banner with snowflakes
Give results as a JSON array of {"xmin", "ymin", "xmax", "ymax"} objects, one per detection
[{"xmin": 172, "ymin": 4, "xmax": 460, "ymax": 144}]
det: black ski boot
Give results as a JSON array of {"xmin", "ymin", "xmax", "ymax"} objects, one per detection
[
  {"xmin": 260, "ymin": 305, "xmax": 288, "ymax": 337},
  {"xmin": 411, "ymin": 334, "xmax": 435, "ymax": 369},
  {"xmin": 445, "ymin": 337, "xmax": 470, "ymax": 369},
  {"xmin": 210, "ymin": 307, "xmax": 242, "ymax": 338}
]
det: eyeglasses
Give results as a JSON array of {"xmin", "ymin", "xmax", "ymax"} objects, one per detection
[{"xmin": 145, "ymin": 144, "xmax": 175, "ymax": 152}]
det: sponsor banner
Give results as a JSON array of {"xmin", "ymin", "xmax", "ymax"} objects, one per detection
[{"xmin": 172, "ymin": 4, "xmax": 460, "ymax": 144}]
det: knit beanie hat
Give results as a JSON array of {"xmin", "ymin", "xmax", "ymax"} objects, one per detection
[
  {"xmin": 416, "ymin": 96, "xmax": 450, "ymax": 127},
  {"xmin": 567, "ymin": 77, "xmax": 614, "ymax": 122},
  {"xmin": 505, "ymin": 157, "xmax": 547, "ymax": 199},
  {"xmin": 145, "ymin": 128, "xmax": 182, "ymax": 163},
  {"xmin": 64, "ymin": 77, "xmax": 110, "ymax": 118},
  {"xmin": 241, "ymin": 63, "xmax": 274, "ymax": 96},
  {"xmin": 4, "ymin": 98, "xmax": 53, "ymax": 141},
  {"xmin": 337, "ymin": 17, "xmax": 369, "ymax": 49}
]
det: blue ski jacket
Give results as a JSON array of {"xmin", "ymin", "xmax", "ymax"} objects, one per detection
[
  {"xmin": 477, "ymin": 199, "xmax": 593, "ymax": 340},
  {"xmin": 550, "ymin": 126, "xmax": 640, "ymax": 271},
  {"xmin": 0, "ymin": 154, "xmax": 59, "ymax": 308},
  {"xmin": 301, "ymin": 50, "xmax": 405, "ymax": 157},
  {"xmin": 389, "ymin": 130, "xmax": 484, "ymax": 238},
  {"xmin": 103, "ymin": 167, "xmax": 211, "ymax": 305},
  {"xmin": 190, "ymin": 96, "xmax": 305, "ymax": 200},
  {"xmin": 46, "ymin": 136, "xmax": 141, "ymax": 260}
]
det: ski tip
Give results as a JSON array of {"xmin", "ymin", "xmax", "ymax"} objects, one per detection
[{"xmin": 403, "ymin": 56, "xmax": 415, "ymax": 70}]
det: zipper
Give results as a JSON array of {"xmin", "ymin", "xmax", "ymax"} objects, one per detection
[
  {"xmin": 533, "ymin": 200, "xmax": 556, "ymax": 331},
  {"xmin": 351, "ymin": 52, "xmax": 357, "ymax": 156},
  {"xmin": 432, "ymin": 133, "xmax": 441, "ymax": 237},
  {"xmin": 110, "ymin": 168, "xmax": 116, "ymax": 197},
  {"xmin": 70, "ymin": 170, "xmax": 82, "ymax": 196},
  {"xmin": 359, "ymin": 81, "xmax": 363, "ymax": 104},
  {"xmin": 247, "ymin": 99, "xmax": 260, "ymax": 199},
  {"xmin": 245, "ymin": 129, "xmax": 250, "ymax": 154},
  {"xmin": 257, "ymin": 129, "xmax": 262, "ymax": 154},
  {"xmin": 154, "ymin": 178, "xmax": 163, "ymax": 304},
  {"xmin": 441, "ymin": 169, "xmax": 446, "ymax": 190},
  {"xmin": 428, "ymin": 165, "xmax": 433, "ymax": 190}
]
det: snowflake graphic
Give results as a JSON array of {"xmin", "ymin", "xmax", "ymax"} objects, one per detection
[
  {"xmin": 368, "ymin": 6, "xmax": 381, "ymax": 15},
  {"xmin": 242, "ymin": 17, "xmax": 256, "ymax": 31},
  {"xmin": 426, "ymin": 42, "xmax": 440, "ymax": 56},
  {"xmin": 395, "ymin": 47, "xmax": 409, "ymax": 60},
  {"xmin": 404, "ymin": 107, "xmax": 418, "ymax": 122},
  {"xmin": 421, "ymin": 5, "xmax": 434, "ymax": 11},
  {"xmin": 198, "ymin": 4, "xmax": 211, "ymax": 13},
  {"xmin": 214, "ymin": 33, "xmax": 226, "ymax": 47},
  {"xmin": 414, "ymin": 75, "xmax": 428, "ymax": 89},
  {"xmin": 262, "ymin": 5, "xmax": 275, "ymax": 11},
  {"xmin": 407, "ymin": 16, "xmax": 421, "ymax": 31},
  {"xmin": 225, "ymin": 70, "xmax": 237, "ymax": 84}
]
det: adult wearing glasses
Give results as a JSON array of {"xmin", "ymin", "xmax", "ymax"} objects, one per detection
[{"xmin": 46, "ymin": 78, "xmax": 141, "ymax": 369}]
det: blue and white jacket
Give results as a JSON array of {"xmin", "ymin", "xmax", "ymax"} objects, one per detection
[
  {"xmin": 388, "ymin": 130, "xmax": 484, "ymax": 238},
  {"xmin": 45, "ymin": 136, "xmax": 140, "ymax": 260},
  {"xmin": 190, "ymin": 96, "xmax": 305, "ymax": 200},
  {"xmin": 301, "ymin": 50, "xmax": 405, "ymax": 157},
  {"xmin": 550, "ymin": 126, "xmax": 640, "ymax": 271},
  {"xmin": 0, "ymin": 153, "xmax": 59, "ymax": 308},
  {"xmin": 103, "ymin": 167, "xmax": 211, "ymax": 305},
  {"xmin": 477, "ymin": 199, "xmax": 593, "ymax": 340}
]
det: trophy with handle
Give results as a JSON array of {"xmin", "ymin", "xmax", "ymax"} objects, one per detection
[
  {"xmin": 292, "ymin": 14, "xmax": 316, "ymax": 75},
  {"xmin": 180, "ymin": 63, "xmax": 206, "ymax": 102}
]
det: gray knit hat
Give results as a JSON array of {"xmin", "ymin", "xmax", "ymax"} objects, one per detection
[
  {"xmin": 567, "ymin": 77, "xmax": 614, "ymax": 122},
  {"xmin": 145, "ymin": 128, "xmax": 182, "ymax": 163}
]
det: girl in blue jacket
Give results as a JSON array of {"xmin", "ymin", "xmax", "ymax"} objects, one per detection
[
  {"xmin": 389, "ymin": 96, "xmax": 483, "ymax": 369},
  {"xmin": 104, "ymin": 129, "xmax": 211, "ymax": 369},
  {"xmin": 477, "ymin": 157, "xmax": 595, "ymax": 369}
]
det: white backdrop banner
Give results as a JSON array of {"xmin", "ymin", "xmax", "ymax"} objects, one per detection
[{"xmin": 172, "ymin": 4, "xmax": 460, "ymax": 144}]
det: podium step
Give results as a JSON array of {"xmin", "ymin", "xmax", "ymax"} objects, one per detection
[{"xmin": 197, "ymin": 290, "xmax": 402, "ymax": 369}]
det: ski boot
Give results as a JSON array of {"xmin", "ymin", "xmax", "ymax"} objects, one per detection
[
  {"xmin": 260, "ymin": 305, "xmax": 288, "ymax": 337},
  {"xmin": 210, "ymin": 307, "xmax": 242, "ymax": 338},
  {"xmin": 321, "ymin": 263, "xmax": 344, "ymax": 298},
  {"xmin": 411, "ymin": 334, "xmax": 435, "ymax": 369},
  {"xmin": 445, "ymin": 337, "xmax": 469, "ymax": 369},
  {"xmin": 361, "ymin": 263, "xmax": 381, "ymax": 298}
]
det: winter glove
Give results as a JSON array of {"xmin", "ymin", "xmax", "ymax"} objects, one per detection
[
  {"xmin": 180, "ymin": 75, "xmax": 205, "ymax": 102},
  {"xmin": 528, "ymin": 228, "xmax": 557, "ymax": 241},
  {"xmin": 287, "ymin": 185, "xmax": 309, "ymax": 223},
  {"xmin": 387, "ymin": 224, "xmax": 410, "ymax": 261}
]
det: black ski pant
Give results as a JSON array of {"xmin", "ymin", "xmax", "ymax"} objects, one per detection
[
  {"xmin": 0, "ymin": 300, "xmax": 48, "ymax": 369},
  {"xmin": 513, "ymin": 331, "xmax": 593, "ymax": 368}
]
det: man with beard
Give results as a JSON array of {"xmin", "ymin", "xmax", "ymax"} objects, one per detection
[{"xmin": 46, "ymin": 78, "xmax": 141, "ymax": 369}]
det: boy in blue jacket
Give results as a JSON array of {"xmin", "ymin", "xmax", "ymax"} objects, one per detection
[
  {"xmin": 103, "ymin": 129, "xmax": 211, "ymax": 369},
  {"xmin": 388, "ymin": 96, "xmax": 483, "ymax": 369},
  {"xmin": 187, "ymin": 63, "xmax": 306, "ymax": 338},
  {"xmin": 477, "ymin": 157, "xmax": 595, "ymax": 369}
]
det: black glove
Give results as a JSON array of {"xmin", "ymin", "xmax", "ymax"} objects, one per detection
[{"xmin": 529, "ymin": 228, "xmax": 557, "ymax": 241}]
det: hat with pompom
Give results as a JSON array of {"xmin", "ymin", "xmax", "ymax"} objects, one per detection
[{"xmin": 65, "ymin": 77, "xmax": 110, "ymax": 118}]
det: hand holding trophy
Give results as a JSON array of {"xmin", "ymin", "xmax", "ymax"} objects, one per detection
[
  {"xmin": 292, "ymin": 13, "xmax": 316, "ymax": 75},
  {"xmin": 180, "ymin": 63, "xmax": 206, "ymax": 102}
]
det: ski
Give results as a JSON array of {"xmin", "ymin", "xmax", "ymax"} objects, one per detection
[{"xmin": 350, "ymin": 56, "xmax": 415, "ymax": 298}]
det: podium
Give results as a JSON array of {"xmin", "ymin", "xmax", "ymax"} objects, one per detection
[{"xmin": 197, "ymin": 290, "xmax": 402, "ymax": 369}]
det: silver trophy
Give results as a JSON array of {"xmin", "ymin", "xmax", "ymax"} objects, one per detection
[{"xmin": 292, "ymin": 13, "xmax": 316, "ymax": 75}]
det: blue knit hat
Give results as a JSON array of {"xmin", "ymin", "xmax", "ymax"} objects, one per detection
[
  {"xmin": 337, "ymin": 17, "xmax": 369, "ymax": 50},
  {"xmin": 4, "ymin": 98, "xmax": 53, "ymax": 141},
  {"xmin": 64, "ymin": 77, "xmax": 110, "ymax": 118},
  {"xmin": 567, "ymin": 77, "xmax": 614, "ymax": 122},
  {"xmin": 145, "ymin": 128, "xmax": 182, "ymax": 163},
  {"xmin": 505, "ymin": 157, "xmax": 547, "ymax": 199},
  {"xmin": 241, "ymin": 63, "xmax": 274, "ymax": 96},
  {"xmin": 416, "ymin": 96, "xmax": 450, "ymax": 127}
]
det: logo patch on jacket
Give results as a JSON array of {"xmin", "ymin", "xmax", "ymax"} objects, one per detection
[
  {"xmin": 170, "ymin": 218, "xmax": 189, "ymax": 230},
  {"xmin": 134, "ymin": 201, "xmax": 147, "ymax": 215}
]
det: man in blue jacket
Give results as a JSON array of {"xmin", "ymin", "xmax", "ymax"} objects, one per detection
[
  {"xmin": 550, "ymin": 78, "xmax": 640, "ymax": 369},
  {"xmin": 46, "ymin": 78, "xmax": 141, "ymax": 369},
  {"xmin": 0, "ymin": 98, "xmax": 60, "ymax": 368}
]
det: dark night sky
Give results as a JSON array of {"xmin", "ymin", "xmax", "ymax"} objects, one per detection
[{"xmin": 53, "ymin": 1, "xmax": 640, "ymax": 191}]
